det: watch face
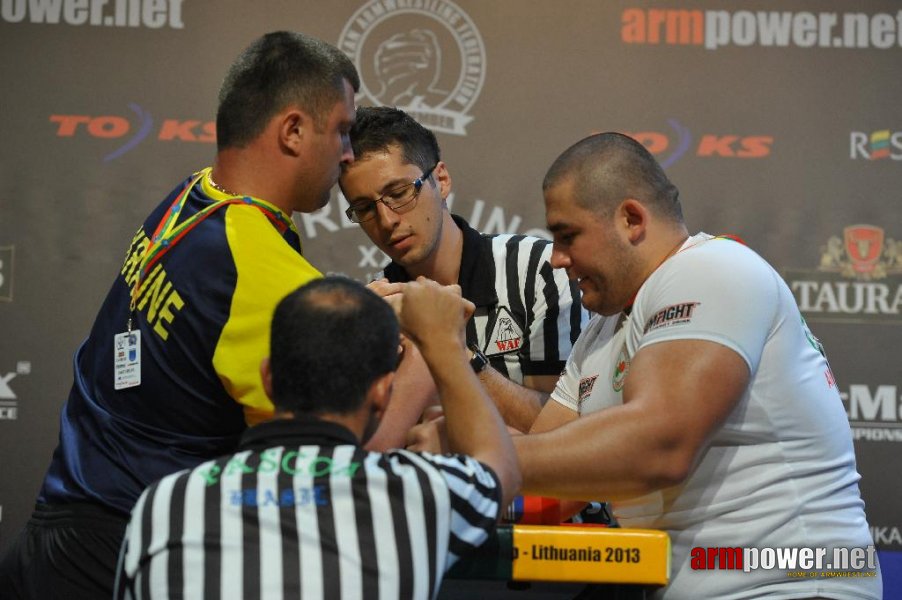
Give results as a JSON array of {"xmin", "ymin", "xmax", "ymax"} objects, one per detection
[{"xmin": 468, "ymin": 344, "xmax": 489, "ymax": 373}]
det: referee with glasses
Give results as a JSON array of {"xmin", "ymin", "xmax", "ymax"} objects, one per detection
[
  {"xmin": 115, "ymin": 276, "xmax": 520, "ymax": 600},
  {"xmin": 339, "ymin": 107, "xmax": 589, "ymax": 449}
]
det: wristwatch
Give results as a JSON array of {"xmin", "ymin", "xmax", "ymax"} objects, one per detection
[{"xmin": 468, "ymin": 342, "xmax": 489, "ymax": 373}]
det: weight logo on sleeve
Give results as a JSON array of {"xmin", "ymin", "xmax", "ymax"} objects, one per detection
[{"xmin": 578, "ymin": 375, "xmax": 598, "ymax": 412}]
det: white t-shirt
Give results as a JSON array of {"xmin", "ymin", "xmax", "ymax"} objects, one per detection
[{"xmin": 552, "ymin": 233, "xmax": 881, "ymax": 599}]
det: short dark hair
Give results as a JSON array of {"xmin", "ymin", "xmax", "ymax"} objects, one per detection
[
  {"xmin": 543, "ymin": 132, "xmax": 683, "ymax": 222},
  {"xmin": 269, "ymin": 277, "xmax": 399, "ymax": 416},
  {"xmin": 216, "ymin": 31, "xmax": 360, "ymax": 150},
  {"xmin": 348, "ymin": 106, "xmax": 440, "ymax": 171}
]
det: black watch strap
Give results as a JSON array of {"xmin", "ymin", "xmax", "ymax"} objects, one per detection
[{"xmin": 468, "ymin": 343, "xmax": 489, "ymax": 373}]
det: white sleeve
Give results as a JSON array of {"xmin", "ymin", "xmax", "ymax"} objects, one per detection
[
  {"xmin": 549, "ymin": 314, "xmax": 610, "ymax": 411},
  {"xmin": 636, "ymin": 241, "xmax": 780, "ymax": 373}
]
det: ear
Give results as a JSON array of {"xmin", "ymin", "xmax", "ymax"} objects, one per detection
[
  {"xmin": 619, "ymin": 198, "xmax": 648, "ymax": 244},
  {"xmin": 368, "ymin": 371, "xmax": 396, "ymax": 419},
  {"xmin": 260, "ymin": 357, "xmax": 273, "ymax": 400},
  {"xmin": 433, "ymin": 161, "xmax": 453, "ymax": 201},
  {"xmin": 279, "ymin": 109, "xmax": 307, "ymax": 157}
]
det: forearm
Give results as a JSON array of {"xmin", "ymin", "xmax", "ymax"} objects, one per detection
[
  {"xmin": 514, "ymin": 402, "xmax": 694, "ymax": 502},
  {"xmin": 419, "ymin": 338, "xmax": 521, "ymax": 505},
  {"xmin": 516, "ymin": 340, "xmax": 748, "ymax": 503},
  {"xmin": 478, "ymin": 366, "xmax": 548, "ymax": 432}
]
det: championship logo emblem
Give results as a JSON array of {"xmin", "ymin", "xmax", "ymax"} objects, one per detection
[
  {"xmin": 485, "ymin": 307, "xmax": 523, "ymax": 356},
  {"xmin": 612, "ymin": 345, "xmax": 630, "ymax": 392},
  {"xmin": 338, "ymin": 0, "xmax": 486, "ymax": 135}
]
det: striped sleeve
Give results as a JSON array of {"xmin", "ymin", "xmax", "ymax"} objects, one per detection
[
  {"xmin": 503, "ymin": 236, "xmax": 587, "ymax": 375},
  {"xmin": 117, "ymin": 471, "xmax": 182, "ymax": 600},
  {"xmin": 416, "ymin": 452, "xmax": 502, "ymax": 568}
]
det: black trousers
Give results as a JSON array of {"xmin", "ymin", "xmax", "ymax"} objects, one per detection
[{"xmin": 0, "ymin": 503, "xmax": 128, "ymax": 600}]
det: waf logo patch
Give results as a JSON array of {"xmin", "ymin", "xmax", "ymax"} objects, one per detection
[
  {"xmin": 612, "ymin": 345, "xmax": 630, "ymax": 392},
  {"xmin": 485, "ymin": 307, "xmax": 523, "ymax": 356},
  {"xmin": 644, "ymin": 302, "xmax": 700, "ymax": 333}
]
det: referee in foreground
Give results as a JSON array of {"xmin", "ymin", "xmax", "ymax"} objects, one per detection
[{"xmin": 114, "ymin": 276, "xmax": 520, "ymax": 599}]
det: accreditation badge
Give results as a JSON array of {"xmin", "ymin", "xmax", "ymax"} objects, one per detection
[{"xmin": 114, "ymin": 330, "xmax": 141, "ymax": 389}]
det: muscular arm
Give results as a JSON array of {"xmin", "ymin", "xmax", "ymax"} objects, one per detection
[
  {"xmin": 363, "ymin": 279, "xmax": 438, "ymax": 451},
  {"xmin": 401, "ymin": 280, "xmax": 522, "ymax": 508},
  {"xmin": 514, "ymin": 339, "xmax": 749, "ymax": 501},
  {"xmin": 529, "ymin": 398, "xmax": 578, "ymax": 434},
  {"xmin": 484, "ymin": 251, "xmax": 586, "ymax": 431},
  {"xmin": 477, "ymin": 368, "xmax": 552, "ymax": 432}
]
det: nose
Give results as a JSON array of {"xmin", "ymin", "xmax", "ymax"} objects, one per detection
[
  {"xmin": 341, "ymin": 134, "xmax": 354, "ymax": 165},
  {"xmin": 550, "ymin": 244, "xmax": 571, "ymax": 270},
  {"xmin": 374, "ymin": 200, "xmax": 400, "ymax": 229}
]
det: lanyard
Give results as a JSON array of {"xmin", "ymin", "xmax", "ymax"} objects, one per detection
[{"xmin": 127, "ymin": 172, "xmax": 294, "ymax": 329}]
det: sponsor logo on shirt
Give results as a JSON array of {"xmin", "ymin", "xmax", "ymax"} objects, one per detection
[
  {"xmin": 485, "ymin": 307, "xmax": 523, "ymax": 356},
  {"xmin": 644, "ymin": 301, "xmax": 700, "ymax": 333},
  {"xmin": 612, "ymin": 345, "xmax": 630, "ymax": 392},
  {"xmin": 578, "ymin": 375, "xmax": 598, "ymax": 412}
]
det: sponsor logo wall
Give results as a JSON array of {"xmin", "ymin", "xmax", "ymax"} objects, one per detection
[
  {"xmin": 0, "ymin": 361, "xmax": 30, "ymax": 421},
  {"xmin": 787, "ymin": 225, "xmax": 902, "ymax": 323},
  {"xmin": 1, "ymin": 1, "xmax": 899, "ymax": 588}
]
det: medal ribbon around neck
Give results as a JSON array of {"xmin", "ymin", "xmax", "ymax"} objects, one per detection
[{"xmin": 127, "ymin": 171, "xmax": 294, "ymax": 321}]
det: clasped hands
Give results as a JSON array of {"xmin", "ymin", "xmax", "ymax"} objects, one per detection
[{"xmin": 367, "ymin": 277, "xmax": 470, "ymax": 454}]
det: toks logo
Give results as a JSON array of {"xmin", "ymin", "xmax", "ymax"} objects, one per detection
[
  {"xmin": 842, "ymin": 384, "xmax": 902, "ymax": 443},
  {"xmin": 850, "ymin": 130, "xmax": 902, "ymax": 161},
  {"xmin": 617, "ymin": 119, "xmax": 772, "ymax": 168},
  {"xmin": 50, "ymin": 105, "xmax": 214, "ymax": 161},
  {"xmin": 785, "ymin": 224, "xmax": 902, "ymax": 324},
  {"xmin": 338, "ymin": 0, "xmax": 486, "ymax": 136}
]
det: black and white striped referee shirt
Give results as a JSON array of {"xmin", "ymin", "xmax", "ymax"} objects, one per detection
[
  {"xmin": 115, "ymin": 417, "xmax": 501, "ymax": 600},
  {"xmin": 382, "ymin": 214, "xmax": 588, "ymax": 384}
]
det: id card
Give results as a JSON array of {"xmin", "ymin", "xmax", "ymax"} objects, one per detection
[{"xmin": 114, "ymin": 330, "xmax": 141, "ymax": 389}]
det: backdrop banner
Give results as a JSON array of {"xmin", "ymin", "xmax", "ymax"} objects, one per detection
[{"xmin": 1, "ymin": 0, "xmax": 899, "ymax": 591}]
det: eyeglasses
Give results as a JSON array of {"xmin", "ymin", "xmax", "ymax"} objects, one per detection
[{"xmin": 345, "ymin": 164, "xmax": 437, "ymax": 223}]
